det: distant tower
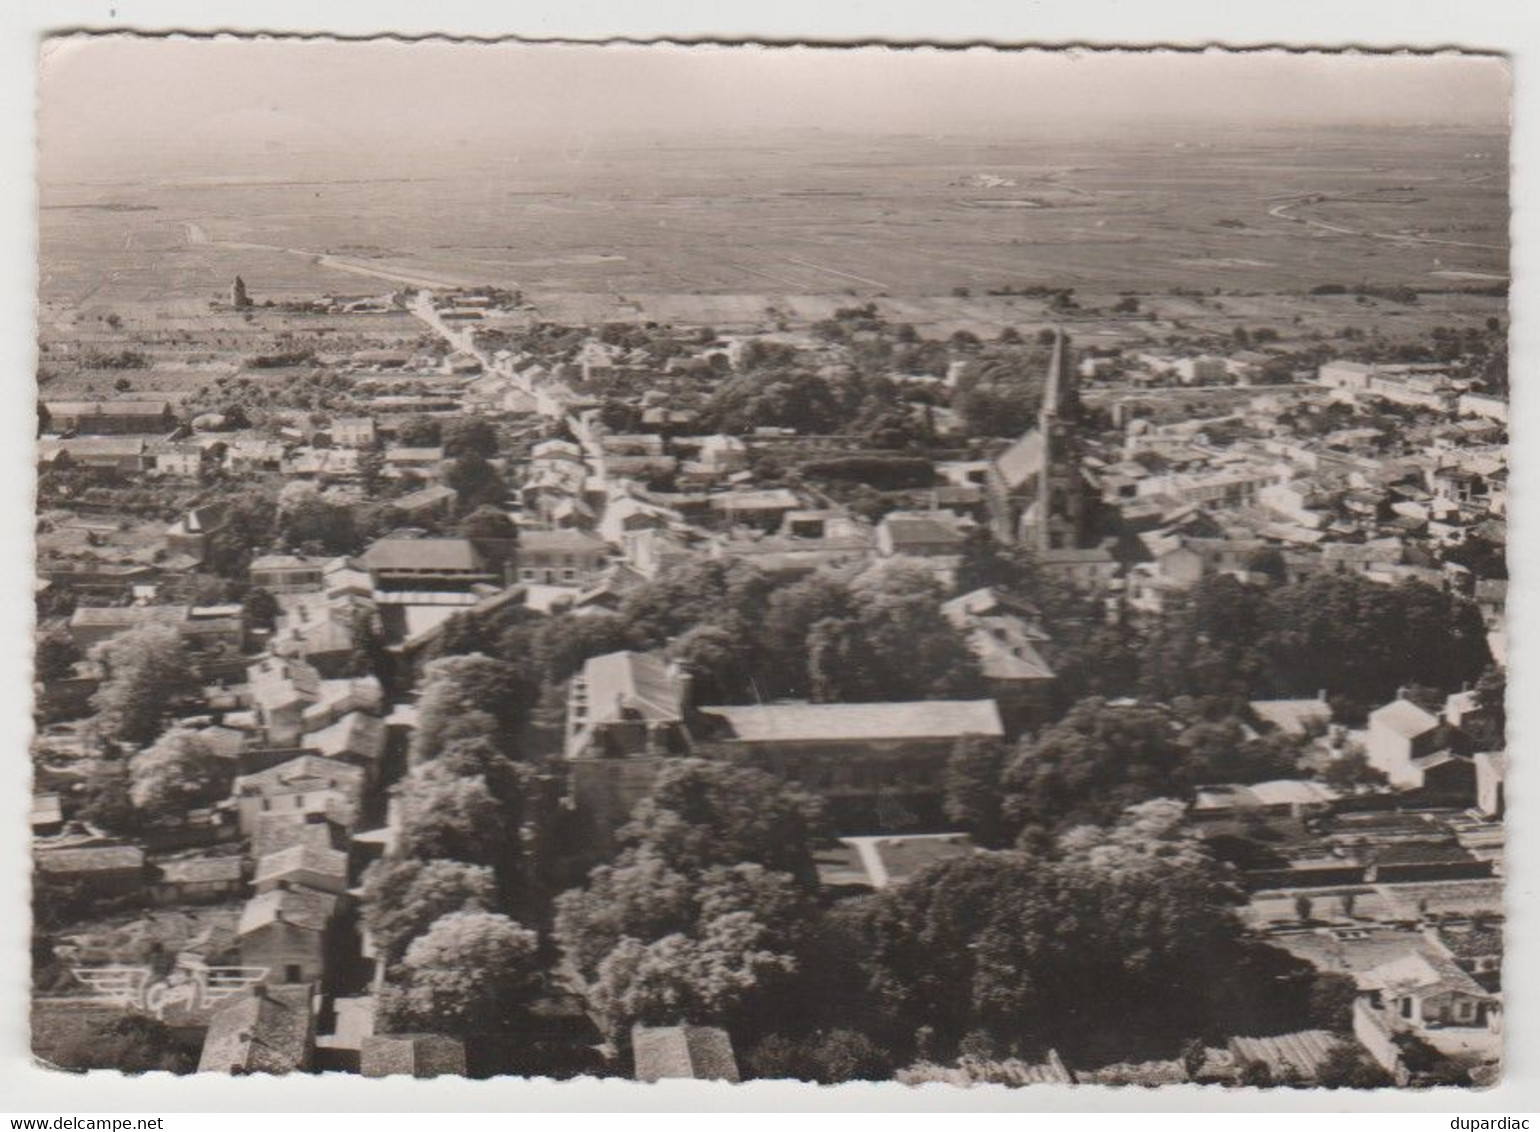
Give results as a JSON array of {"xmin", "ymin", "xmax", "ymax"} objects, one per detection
[
  {"xmin": 230, "ymin": 276, "xmax": 252, "ymax": 309},
  {"xmin": 985, "ymin": 327, "xmax": 1090, "ymax": 551},
  {"xmin": 1030, "ymin": 328, "xmax": 1089, "ymax": 553}
]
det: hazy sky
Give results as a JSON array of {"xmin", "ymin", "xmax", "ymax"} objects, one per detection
[{"xmin": 39, "ymin": 37, "xmax": 1510, "ymax": 178}]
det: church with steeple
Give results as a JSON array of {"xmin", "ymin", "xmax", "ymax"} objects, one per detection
[{"xmin": 985, "ymin": 328, "xmax": 1092, "ymax": 553}]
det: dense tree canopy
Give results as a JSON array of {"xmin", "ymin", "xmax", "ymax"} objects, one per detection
[
  {"xmin": 412, "ymin": 653, "xmax": 539, "ymax": 761},
  {"xmin": 129, "ymin": 730, "xmax": 232, "ymax": 819},
  {"xmin": 360, "ymin": 858, "xmax": 500, "ymax": 965},
  {"xmin": 951, "ymin": 346, "xmax": 1052, "ymax": 438},
  {"xmin": 380, "ymin": 911, "xmax": 542, "ymax": 1041},
  {"xmin": 1002, "ymin": 698, "xmax": 1185, "ymax": 835},
  {"xmin": 845, "ymin": 801, "xmax": 1246, "ymax": 1055},
  {"xmin": 557, "ymin": 856, "xmax": 812, "ymax": 1041},
  {"xmin": 395, "ymin": 767, "xmax": 516, "ymax": 876},
  {"xmin": 89, "ymin": 624, "xmax": 197, "ymax": 747},
  {"xmin": 278, "ymin": 487, "xmax": 358, "ymax": 555},
  {"xmin": 615, "ymin": 759, "xmax": 827, "ymax": 886}
]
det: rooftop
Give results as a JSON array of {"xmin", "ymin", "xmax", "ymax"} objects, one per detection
[
  {"xmin": 361, "ymin": 538, "xmax": 486, "ymax": 574},
  {"xmin": 360, "ymin": 1034, "xmax": 468, "ymax": 1078},
  {"xmin": 197, "ymin": 985, "xmax": 315, "ymax": 1074},
  {"xmin": 631, "ymin": 1024, "xmax": 740, "ymax": 1083},
  {"xmin": 238, "ymin": 883, "xmax": 340, "ymax": 936},
  {"xmin": 35, "ymin": 845, "xmax": 145, "ymax": 874},
  {"xmin": 703, "ymin": 699, "xmax": 1004, "ymax": 745},
  {"xmin": 573, "ymin": 650, "xmax": 688, "ymax": 727}
]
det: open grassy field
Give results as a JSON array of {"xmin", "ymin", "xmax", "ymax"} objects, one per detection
[{"xmin": 39, "ymin": 122, "xmax": 1507, "ymax": 314}]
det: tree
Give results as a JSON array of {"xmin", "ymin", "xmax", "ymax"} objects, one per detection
[
  {"xmin": 360, "ymin": 858, "xmax": 499, "ymax": 965},
  {"xmin": 553, "ymin": 852, "xmax": 700, "ymax": 977},
  {"xmin": 668, "ymin": 623, "xmax": 756, "ymax": 704},
  {"xmin": 381, "ymin": 911, "xmax": 541, "ymax": 1040},
  {"xmin": 589, "ymin": 911, "xmax": 800, "ymax": 1041},
  {"xmin": 952, "ymin": 346, "xmax": 1051, "ymax": 437},
  {"xmin": 847, "ymin": 801, "xmax": 1245, "ymax": 1050},
  {"xmin": 396, "ymin": 767, "xmax": 516, "ymax": 876},
  {"xmin": 241, "ymin": 586, "xmax": 280, "ymax": 633},
  {"xmin": 1179, "ymin": 717, "xmax": 1301, "ymax": 785},
  {"xmin": 745, "ymin": 1029, "xmax": 892, "ymax": 1083},
  {"xmin": 77, "ymin": 757, "xmax": 138, "ymax": 835},
  {"xmin": 395, "ymin": 415, "xmax": 442, "ymax": 448},
  {"xmin": 617, "ymin": 559, "xmax": 777, "ymax": 648},
  {"xmin": 278, "ymin": 488, "xmax": 357, "ymax": 555},
  {"xmin": 556, "ymin": 857, "xmax": 812, "ymax": 1042},
  {"xmin": 203, "ymin": 493, "xmax": 280, "ymax": 579},
  {"xmin": 35, "ymin": 629, "xmax": 81, "ymax": 683},
  {"xmin": 532, "ymin": 611, "xmax": 639, "ymax": 685},
  {"xmin": 357, "ymin": 448, "xmax": 386, "ymax": 495},
  {"xmin": 1320, "ymin": 744, "xmax": 1387, "ymax": 793},
  {"xmin": 1239, "ymin": 1059, "xmax": 1273, "ymax": 1087},
  {"xmin": 942, "ymin": 737, "xmax": 1008, "ymax": 847},
  {"xmin": 441, "ymin": 417, "xmax": 499, "ymax": 459},
  {"xmin": 443, "ymin": 451, "xmax": 506, "ymax": 511},
  {"xmin": 1258, "ymin": 575, "xmax": 1489, "ymax": 715},
  {"xmin": 459, "ymin": 504, "xmax": 518, "ymax": 544},
  {"xmin": 760, "ymin": 574, "xmax": 856, "ymax": 698},
  {"xmin": 1315, "ymin": 1042, "xmax": 1393, "ymax": 1089},
  {"xmin": 89, "ymin": 624, "xmax": 196, "ymax": 747},
  {"xmin": 807, "ymin": 568, "xmax": 981, "ymax": 703},
  {"xmin": 130, "ymin": 730, "xmax": 231, "ymax": 819},
  {"xmin": 53, "ymin": 1013, "xmax": 198, "ymax": 1074},
  {"xmin": 1002, "ymin": 698, "xmax": 1185, "ymax": 837},
  {"xmin": 1464, "ymin": 664, "xmax": 1506, "ymax": 752},
  {"xmin": 413, "ymin": 654, "xmax": 539, "ymax": 761},
  {"xmin": 435, "ymin": 733, "xmax": 535, "ymax": 809},
  {"xmin": 1307, "ymin": 971, "xmax": 1359, "ymax": 1032},
  {"xmin": 617, "ymin": 759, "xmax": 827, "ymax": 887}
]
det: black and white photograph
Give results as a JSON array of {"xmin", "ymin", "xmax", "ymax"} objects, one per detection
[{"xmin": 26, "ymin": 34, "xmax": 1511, "ymax": 1094}]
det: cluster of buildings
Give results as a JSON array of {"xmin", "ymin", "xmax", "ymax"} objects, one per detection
[{"xmin": 33, "ymin": 280, "xmax": 1507, "ymax": 1084}]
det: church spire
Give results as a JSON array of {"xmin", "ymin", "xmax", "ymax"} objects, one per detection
[{"xmin": 1040, "ymin": 325, "xmax": 1078, "ymax": 420}]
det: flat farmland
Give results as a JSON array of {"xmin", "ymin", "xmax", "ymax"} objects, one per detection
[{"xmin": 39, "ymin": 123, "xmax": 1507, "ymax": 317}]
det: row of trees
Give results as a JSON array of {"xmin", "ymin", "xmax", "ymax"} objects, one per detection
[
  {"xmin": 422, "ymin": 556, "xmax": 983, "ymax": 708},
  {"xmin": 546, "ymin": 762, "xmax": 1353, "ymax": 1081},
  {"xmin": 359, "ymin": 656, "xmax": 555, "ymax": 1075},
  {"xmin": 939, "ymin": 699, "xmax": 1312, "ymax": 848}
]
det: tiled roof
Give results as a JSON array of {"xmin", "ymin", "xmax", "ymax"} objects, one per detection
[
  {"xmin": 305, "ymin": 711, "xmax": 386, "ymax": 764},
  {"xmin": 993, "ymin": 428, "xmax": 1045, "ymax": 492},
  {"xmin": 360, "ymin": 1034, "xmax": 468, "ymax": 1078},
  {"xmin": 253, "ymin": 844, "xmax": 348, "ymax": 886},
  {"xmin": 520, "ymin": 529, "xmax": 609, "ymax": 553},
  {"xmin": 897, "ymin": 1050, "xmax": 1074, "ymax": 1086},
  {"xmin": 1250, "ymin": 698, "xmax": 1331, "ymax": 736},
  {"xmin": 578, "ymin": 651, "xmax": 688, "ymax": 725},
  {"xmin": 70, "ymin": 604, "xmax": 188, "ymax": 628},
  {"xmin": 35, "ymin": 845, "xmax": 145, "ymax": 874},
  {"xmin": 238, "ymin": 884, "xmax": 339, "ymax": 936},
  {"xmin": 252, "ymin": 813, "xmax": 340, "ymax": 859},
  {"xmin": 197, "ymin": 985, "xmax": 315, "ymax": 1074},
  {"xmin": 704, "ymin": 700, "xmax": 1004, "ymax": 744},
  {"xmin": 881, "ymin": 515, "xmax": 967, "ymax": 548},
  {"xmin": 1370, "ymin": 698, "xmax": 1441, "ymax": 740},
  {"xmin": 631, "ymin": 1024, "xmax": 740, "ymax": 1083},
  {"xmin": 1227, "ymin": 1030, "xmax": 1339, "ymax": 1080},
  {"xmin": 237, "ymin": 754, "xmax": 365, "ymax": 798},
  {"xmin": 156, "ymin": 856, "xmax": 243, "ymax": 885},
  {"xmin": 361, "ymin": 538, "xmax": 485, "ymax": 573}
]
